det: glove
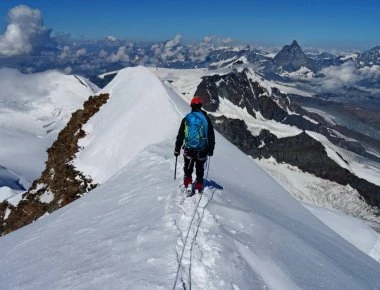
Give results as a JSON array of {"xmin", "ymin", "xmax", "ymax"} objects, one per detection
[{"xmin": 174, "ymin": 150, "xmax": 180, "ymax": 157}]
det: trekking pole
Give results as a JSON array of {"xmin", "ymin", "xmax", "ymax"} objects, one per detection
[
  {"xmin": 206, "ymin": 156, "xmax": 211, "ymax": 180},
  {"xmin": 174, "ymin": 156, "xmax": 178, "ymax": 180}
]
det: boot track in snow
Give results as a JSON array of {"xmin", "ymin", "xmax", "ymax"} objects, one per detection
[{"xmin": 173, "ymin": 184, "xmax": 219, "ymax": 289}]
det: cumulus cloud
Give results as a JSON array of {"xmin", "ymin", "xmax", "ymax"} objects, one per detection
[
  {"xmin": 0, "ymin": 5, "xmax": 54, "ymax": 58},
  {"xmin": 165, "ymin": 34, "xmax": 182, "ymax": 49},
  {"xmin": 202, "ymin": 35, "xmax": 232, "ymax": 47},
  {"xmin": 99, "ymin": 49, "xmax": 108, "ymax": 58},
  {"xmin": 151, "ymin": 34, "xmax": 185, "ymax": 62},
  {"xmin": 75, "ymin": 48, "xmax": 87, "ymax": 58},
  {"xmin": 106, "ymin": 35, "xmax": 117, "ymax": 42},
  {"xmin": 314, "ymin": 62, "xmax": 380, "ymax": 91},
  {"xmin": 185, "ymin": 35, "xmax": 235, "ymax": 63},
  {"xmin": 58, "ymin": 45, "xmax": 72, "ymax": 60},
  {"xmin": 108, "ymin": 46, "xmax": 130, "ymax": 63}
]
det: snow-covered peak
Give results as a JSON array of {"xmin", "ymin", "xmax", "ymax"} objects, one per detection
[{"xmin": 74, "ymin": 66, "xmax": 181, "ymax": 183}]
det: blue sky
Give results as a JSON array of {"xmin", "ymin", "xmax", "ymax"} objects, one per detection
[{"xmin": 0, "ymin": 0, "xmax": 379, "ymax": 49}]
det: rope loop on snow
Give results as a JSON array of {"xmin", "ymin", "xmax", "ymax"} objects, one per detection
[{"xmin": 172, "ymin": 193, "xmax": 203, "ymax": 290}]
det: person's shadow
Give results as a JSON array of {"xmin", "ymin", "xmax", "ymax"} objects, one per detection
[{"xmin": 204, "ymin": 179, "xmax": 223, "ymax": 190}]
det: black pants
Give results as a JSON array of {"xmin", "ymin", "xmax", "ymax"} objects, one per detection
[{"xmin": 183, "ymin": 149, "xmax": 207, "ymax": 184}]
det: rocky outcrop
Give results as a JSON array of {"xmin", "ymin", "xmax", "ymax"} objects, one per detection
[
  {"xmin": 0, "ymin": 93, "xmax": 109, "ymax": 236},
  {"xmin": 210, "ymin": 115, "xmax": 380, "ymax": 208}
]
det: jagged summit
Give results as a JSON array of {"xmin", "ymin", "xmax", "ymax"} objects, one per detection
[
  {"xmin": 273, "ymin": 40, "xmax": 311, "ymax": 72},
  {"xmin": 291, "ymin": 40, "xmax": 300, "ymax": 47}
]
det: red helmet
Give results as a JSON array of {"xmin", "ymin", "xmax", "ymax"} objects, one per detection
[{"xmin": 190, "ymin": 97, "xmax": 203, "ymax": 106}]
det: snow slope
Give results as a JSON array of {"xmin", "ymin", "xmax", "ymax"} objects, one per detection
[
  {"xmin": 0, "ymin": 67, "xmax": 380, "ymax": 289},
  {"xmin": 0, "ymin": 68, "xmax": 96, "ymax": 199}
]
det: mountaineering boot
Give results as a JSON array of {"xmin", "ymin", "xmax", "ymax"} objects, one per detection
[
  {"xmin": 184, "ymin": 176, "xmax": 193, "ymax": 196},
  {"xmin": 184, "ymin": 176, "xmax": 192, "ymax": 187},
  {"xmin": 195, "ymin": 182, "xmax": 203, "ymax": 194}
]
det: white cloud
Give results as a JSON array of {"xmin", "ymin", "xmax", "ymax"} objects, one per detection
[
  {"xmin": 314, "ymin": 62, "xmax": 380, "ymax": 91},
  {"xmin": 0, "ymin": 5, "xmax": 53, "ymax": 58},
  {"xmin": 58, "ymin": 46, "xmax": 72, "ymax": 60},
  {"xmin": 201, "ymin": 35, "xmax": 233, "ymax": 47},
  {"xmin": 222, "ymin": 38, "xmax": 232, "ymax": 44},
  {"xmin": 75, "ymin": 48, "xmax": 87, "ymax": 58},
  {"xmin": 165, "ymin": 34, "xmax": 182, "ymax": 49},
  {"xmin": 99, "ymin": 49, "xmax": 108, "ymax": 58},
  {"xmin": 106, "ymin": 36, "xmax": 117, "ymax": 42},
  {"xmin": 108, "ymin": 47, "xmax": 130, "ymax": 63},
  {"xmin": 151, "ymin": 35, "xmax": 184, "ymax": 62}
]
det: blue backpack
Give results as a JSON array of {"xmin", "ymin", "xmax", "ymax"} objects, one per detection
[{"xmin": 184, "ymin": 111, "xmax": 208, "ymax": 150}]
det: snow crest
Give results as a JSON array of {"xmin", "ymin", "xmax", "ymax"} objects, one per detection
[{"xmin": 75, "ymin": 66, "xmax": 181, "ymax": 183}]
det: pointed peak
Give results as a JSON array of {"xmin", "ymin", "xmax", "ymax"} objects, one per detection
[{"xmin": 291, "ymin": 40, "xmax": 300, "ymax": 47}]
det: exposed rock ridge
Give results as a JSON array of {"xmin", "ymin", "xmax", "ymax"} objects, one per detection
[
  {"xmin": 194, "ymin": 69, "xmax": 380, "ymax": 209},
  {"xmin": 0, "ymin": 93, "xmax": 109, "ymax": 236},
  {"xmin": 195, "ymin": 68, "xmax": 379, "ymax": 162},
  {"xmin": 210, "ymin": 115, "xmax": 380, "ymax": 208}
]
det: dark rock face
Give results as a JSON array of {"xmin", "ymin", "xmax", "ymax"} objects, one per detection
[
  {"xmin": 211, "ymin": 116, "xmax": 380, "ymax": 208},
  {"xmin": 195, "ymin": 68, "xmax": 380, "ymax": 209},
  {"xmin": 195, "ymin": 68, "xmax": 290, "ymax": 120},
  {"xmin": 273, "ymin": 40, "xmax": 312, "ymax": 72},
  {"xmin": 0, "ymin": 93, "xmax": 109, "ymax": 236},
  {"xmin": 208, "ymin": 115, "xmax": 270, "ymax": 158},
  {"xmin": 195, "ymin": 68, "xmax": 380, "ymax": 163}
]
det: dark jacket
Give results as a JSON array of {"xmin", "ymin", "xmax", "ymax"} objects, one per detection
[{"xmin": 175, "ymin": 109, "xmax": 215, "ymax": 155}]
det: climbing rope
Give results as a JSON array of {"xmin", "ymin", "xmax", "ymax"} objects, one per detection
[
  {"xmin": 172, "ymin": 156, "xmax": 212, "ymax": 290},
  {"xmin": 172, "ymin": 192, "xmax": 203, "ymax": 290}
]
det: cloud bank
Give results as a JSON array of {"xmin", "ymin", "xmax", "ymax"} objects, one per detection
[
  {"xmin": 0, "ymin": 5, "xmax": 54, "ymax": 58},
  {"xmin": 314, "ymin": 62, "xmax": 380, "ymax": 92}
]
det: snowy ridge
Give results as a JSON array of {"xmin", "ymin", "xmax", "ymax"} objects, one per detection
[
  {"xmin": 0, "ymin": 67, "xmax": 380, "ymax": 289},
  {"xmin": 75, "ymin": 66, "xmax": 180, "ymax": 183}
]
